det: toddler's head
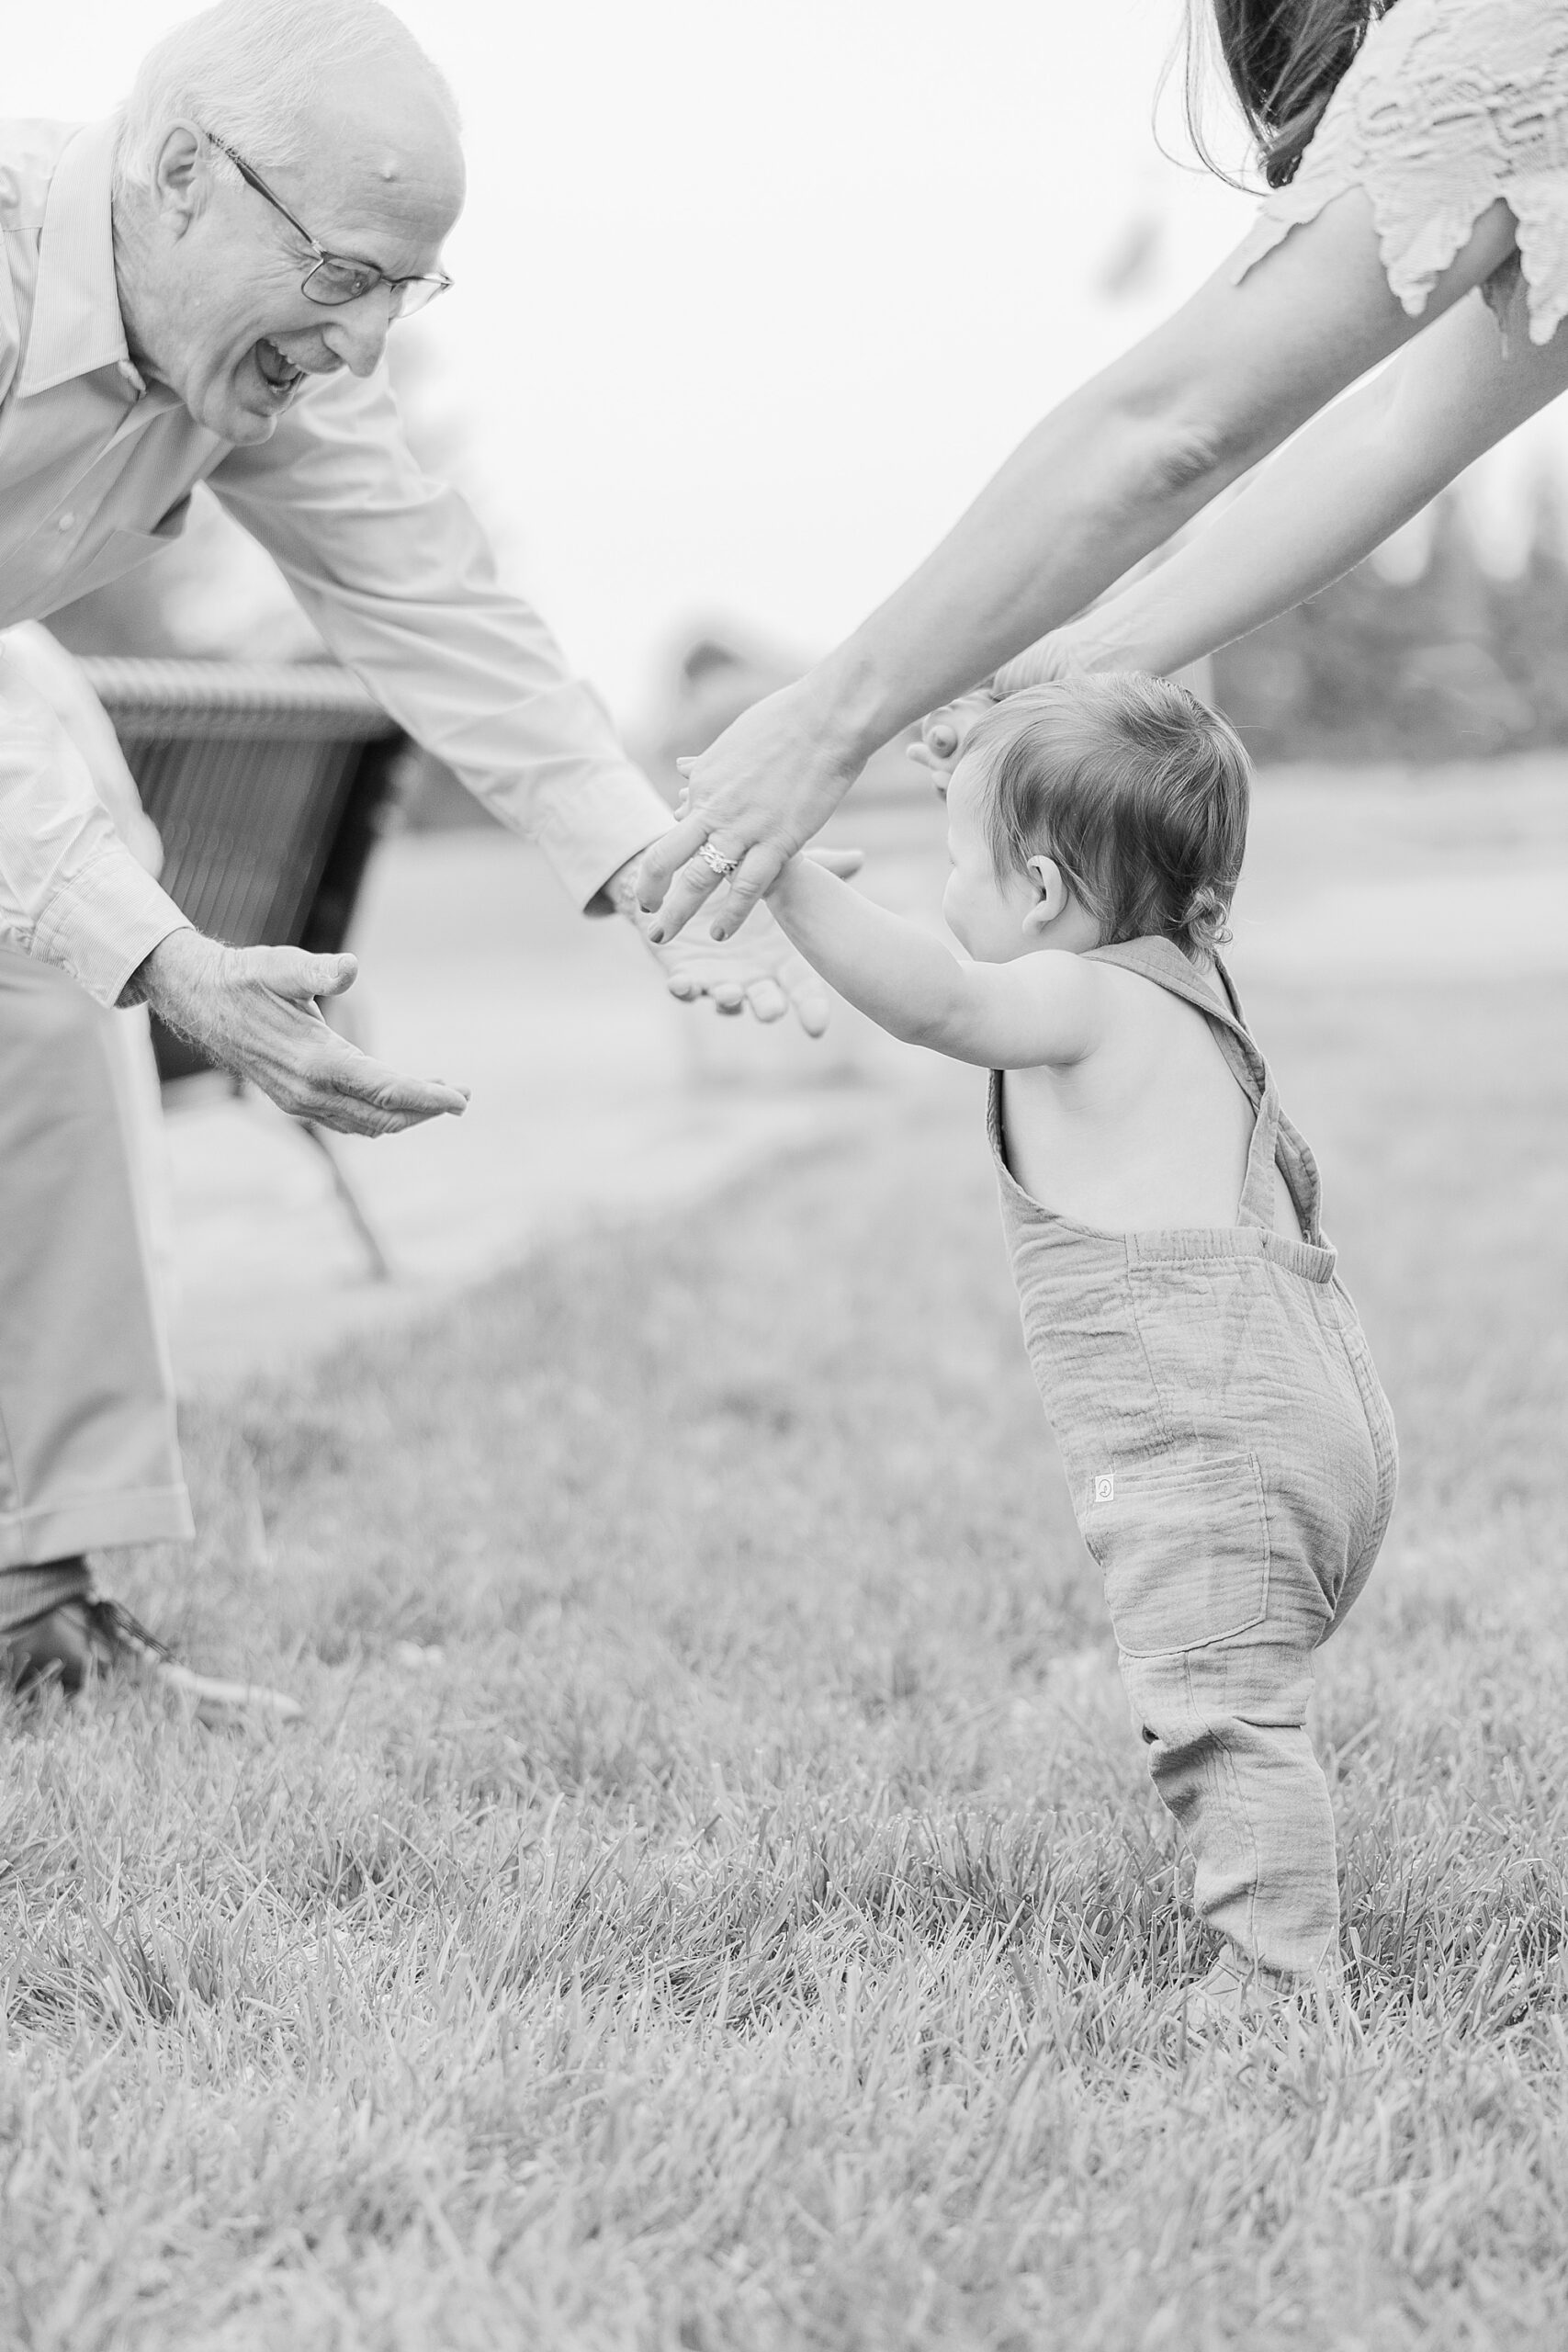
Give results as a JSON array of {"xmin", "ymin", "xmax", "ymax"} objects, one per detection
[{"xmin": 942, "ymin": 674, "xmax": 1251, "ymax": 965}]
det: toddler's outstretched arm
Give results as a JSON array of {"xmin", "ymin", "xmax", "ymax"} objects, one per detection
[{"xmin": 765, "ymin": 856, "xmax": 1103, "ymax": 1069}]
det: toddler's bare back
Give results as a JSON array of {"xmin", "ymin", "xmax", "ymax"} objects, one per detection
[{"xmin": 1000, "ymin": 956, "xmax": 1300, "ymax": 1237}]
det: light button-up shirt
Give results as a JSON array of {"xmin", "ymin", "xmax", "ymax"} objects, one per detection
[{"xmin": 0, "ymin": 114, "xmax": 674, "ymax": 1003}]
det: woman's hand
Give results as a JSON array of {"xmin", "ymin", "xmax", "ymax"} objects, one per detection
[
  {"xmin": 640, "ymin": 185, "xmax": 1520, "ymax": 944},
  {"xmin": 636, "ymin": 678, "xmax": 869, "ymax": 943},
  {"xmin": 990, "ymin": 628, "xmax": 1112, "ymax": 695}
]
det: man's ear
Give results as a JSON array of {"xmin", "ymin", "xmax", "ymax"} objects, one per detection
[
  {"xmin": 1021, "ymin": 854, "xmax": 1069, "ymax": 937},
  {"xmin": 152, "ymin": 124, "xmax": 209, "ymax": 230}
]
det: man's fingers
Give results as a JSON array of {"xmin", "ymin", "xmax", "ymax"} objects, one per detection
[
  {"xmin": 328, "ymin": 1058, "xmax": 469, "ymax": 1120},
  {"xmin": 308, "ymin": 952, "xmax": 358, "ymax": 1001},
  {"xmin": 786, "ymin": 972, "xmax": 831, "ymax": 1038},
  {"xmin": 292, "ymin": 1035, "xmax": 468, "ymax": 1135},
  {"xmin": 299, "ymin": 1094, "xmax": 450, "ymax": 1138},
  {"xmin": 637, "ymin": 813, "xmax": 710, "ymax": 912},
  {"xmin": 744, "ymin": 978, "xmax": 788, "ymax": 1024},
  {"xmin": 246, "ymin": 944, "xmax": 358, "ymax": 1003}
]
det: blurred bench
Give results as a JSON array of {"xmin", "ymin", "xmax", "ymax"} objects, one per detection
[{"xmin": 79, "ymin": 658, "xmax": 410, "ymax": 1278}]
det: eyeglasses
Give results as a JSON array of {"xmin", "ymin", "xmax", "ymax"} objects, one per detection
[{"xmin": 202, "ymin": 130, "xmax": 452, "ymax": 317}]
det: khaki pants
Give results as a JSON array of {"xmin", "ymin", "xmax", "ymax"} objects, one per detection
[{"xmin": 0, "ymin": 947, "xmax": 192, "ymax": 1606}]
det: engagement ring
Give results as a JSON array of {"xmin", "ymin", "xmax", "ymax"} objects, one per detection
[{"xmin": 698, "ymin": 840, "xmax": 739, "ymax": 879}]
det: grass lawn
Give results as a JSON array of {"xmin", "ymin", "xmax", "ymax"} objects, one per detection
[{"xmin": 5, "ymin": 962, "xmax": 1568, "ymax": 2349}]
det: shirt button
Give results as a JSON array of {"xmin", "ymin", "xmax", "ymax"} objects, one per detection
[{"xmin": 56, "ymin": 513, "xmax": 74, "ymax": 533}]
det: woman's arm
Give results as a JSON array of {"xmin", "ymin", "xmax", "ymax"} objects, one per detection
[
  {"xmin": 766, "ymin": 857, "xmax": 1104, "ymax": 1069},
  {"xmin": 994, "ymin": 289, "xmax": 1568, "ymax": 687},
  {"xmin": 642, "ymin": 189, "xmax": 1517, "ymax": 942}
]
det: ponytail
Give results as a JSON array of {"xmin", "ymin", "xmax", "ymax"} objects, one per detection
[{"xmin": 1196, "ymin": 1, "xmax": 1394, "ymax": 188}]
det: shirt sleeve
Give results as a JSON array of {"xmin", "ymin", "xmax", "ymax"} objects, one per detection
[
  {"xmin": 0, "ymin": 649, "xmax": 188, "ymax": 1006},
  {"xmin": 208, "ymin": 367, "xmax": 675, "ymax": 910}
]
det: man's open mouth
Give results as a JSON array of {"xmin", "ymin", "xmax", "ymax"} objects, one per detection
[{"xmin": 254, "ymin": 337, "xmax": 306, "ymax": 393}]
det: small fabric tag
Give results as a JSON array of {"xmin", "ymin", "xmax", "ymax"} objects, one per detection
[{"xmin": 1093, "ymin": 1473, "xmax": 1115, "ymax": 1504}]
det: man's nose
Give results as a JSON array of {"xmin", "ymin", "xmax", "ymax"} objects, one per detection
[{"xmin": 321, "ymin": 289, "xmax": 396, "ymax": 376}]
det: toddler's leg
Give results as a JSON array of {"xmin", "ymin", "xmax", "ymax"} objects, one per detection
[{"xmin": 1119, "ymin": 1626, "xmax": 1338, "ymax": 1984}]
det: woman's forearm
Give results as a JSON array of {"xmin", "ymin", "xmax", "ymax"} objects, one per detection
[
  {"xmin": 1000, "ymin": 291, "xmax": 1568, "ymax": 684},
  {"xmin": 640, "ymin": 191, "xmax": 1519, "ymax": 944},
  {"xmin": 805, "ymin": 192, "xmax": 1517, "ymax": 757}
]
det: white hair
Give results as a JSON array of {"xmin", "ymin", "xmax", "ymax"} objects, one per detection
[{"xmin": 114, "ymin": 0, "xmax": 460, "ymax": 198}]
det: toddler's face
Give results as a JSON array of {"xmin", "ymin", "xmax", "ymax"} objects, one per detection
[{"xmin": 941, "ymin": 756, "xmax": 1043, "ymax": 962}]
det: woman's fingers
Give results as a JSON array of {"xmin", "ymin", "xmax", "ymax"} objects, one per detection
[
  {"xmin": 646, "ymin": 847, "xmax": 732, "ymax": 944},
  {"xmin": 991, "ymin": 635, "xmax": 1089, "ymax": 695},
  {"xmin": 637, "ymin": 812, "xmax": 712, "ymax": 913},
  {"xmin": 705, "ymin": 841, "xmax": 786, "ymax": 943}
]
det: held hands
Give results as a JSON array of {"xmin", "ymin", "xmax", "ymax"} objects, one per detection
[
  {"xmin": 635, "ymin": 680, "xmax": 865, "ymax": 944},
  {"xmin": 611, "ymin": 843, "xmax": 863, "ymax": 1036},
  {"xmin": 905, "ymin": 685, "xmax": 1001, "ymax": 793},
  {"xmin": 123, "ymin": 931, "xmax": 469, "ymax": 1136},
  {"xmin": 908, "ymin": 631, "xmax": 1101, "ymax": 792}
]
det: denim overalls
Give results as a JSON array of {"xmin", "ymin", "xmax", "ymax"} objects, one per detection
[{"xmin": 991, "ymin": 934, "xmax": 1398, "ymax": 1980}]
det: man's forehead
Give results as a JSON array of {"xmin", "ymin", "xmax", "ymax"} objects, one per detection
[
  {"xmin": 281, "ymin": 94, "xmax": 465, "ymax": 262},
  {"xmin": 280, "ymin": 64, "xmax": 463, "ymax": 224}
]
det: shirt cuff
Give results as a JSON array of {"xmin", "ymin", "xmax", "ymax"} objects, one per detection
[
  {"xmin": 531, "ymin": 764, "xmax": 676, "ymax": 912},
  {"xmin": 31, "ymin": 844, "xmax": 192, "ymax": 1008}
]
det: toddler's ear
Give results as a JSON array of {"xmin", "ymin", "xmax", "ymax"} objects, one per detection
[{"xmin": 1021, "ymin": 854, "xmax": 1069, "ymax": 936}]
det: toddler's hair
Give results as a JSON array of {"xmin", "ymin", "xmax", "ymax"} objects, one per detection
[{"xmin": 963, "ymin": 673, "xmax": 1251, "ymax": 958}]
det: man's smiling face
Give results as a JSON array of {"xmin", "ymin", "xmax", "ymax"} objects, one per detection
[{"xmin": 138, "ymin": 61, "xmax": 464, "ymax": 444}]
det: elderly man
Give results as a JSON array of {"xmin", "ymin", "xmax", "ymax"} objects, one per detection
[{"xmin": 0, "ymin": 0, "xmax": 828, "ymax": 1700}]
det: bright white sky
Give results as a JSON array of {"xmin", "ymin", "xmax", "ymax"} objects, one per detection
[{"xmin": 10, "ymin": 1, "xmax": 1567, "ymax": 719}]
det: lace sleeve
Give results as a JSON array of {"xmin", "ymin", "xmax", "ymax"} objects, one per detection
[{"xmin": 1231, "ymin": 0, "xmax": 1568, "ymax": 347}]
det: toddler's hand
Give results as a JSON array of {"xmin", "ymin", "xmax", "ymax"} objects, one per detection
[{"xmin": 906, "ymin": 687, "xmax": 1000, "ymax": 794}]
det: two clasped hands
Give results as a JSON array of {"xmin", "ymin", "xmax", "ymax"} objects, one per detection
[{"xmin": 136, "ymin": 661, "xmax": 1065, "ymax": 1142}]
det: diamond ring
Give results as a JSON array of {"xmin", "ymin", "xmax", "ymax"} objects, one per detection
[{"xmin": 698, "ymin": 840, "xmax": 739, "ymax": 879}]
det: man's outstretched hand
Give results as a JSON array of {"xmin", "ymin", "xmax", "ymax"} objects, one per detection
[
  {"xmin": 122, "ymin": 931, "xmax": 469, "ymax": 1137},
  {"xmin": 610, "ymin": 847, "xmax": 863, "ymax": 1035}
]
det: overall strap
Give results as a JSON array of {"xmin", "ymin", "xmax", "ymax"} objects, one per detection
[{"xmin": 1084, "ymin": 936, "xmax": 1315, "ymax": 1238}]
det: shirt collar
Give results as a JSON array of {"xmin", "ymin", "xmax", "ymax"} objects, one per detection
[{"xmin": 17, "ymin": 116, "xmax": 137, "ymax": 399}]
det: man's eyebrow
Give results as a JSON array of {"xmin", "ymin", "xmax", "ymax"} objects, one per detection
[{"xmin": 317, "ymin": 220, "xmax": 438, "ymax": 277}]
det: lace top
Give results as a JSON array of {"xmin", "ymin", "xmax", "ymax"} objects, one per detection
[{"xmin": 1231, "ymin": 0, "xmax": 1568, "ymax": 346}]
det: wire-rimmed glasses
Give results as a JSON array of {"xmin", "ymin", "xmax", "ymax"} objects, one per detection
[{"xmin": 202, "ymin": 130, "xmax": 453, "ymax": 317}]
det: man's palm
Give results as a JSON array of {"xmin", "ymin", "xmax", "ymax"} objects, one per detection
[{"xmin": 650, "ymin": 891, "xmax": 838, "ymax": 1035}]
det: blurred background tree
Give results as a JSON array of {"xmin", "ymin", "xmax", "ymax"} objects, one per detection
[
  {"xmin": 1213, "ymin": 478, "xmax": 1568, "ymax": 762},
  {"xmin": 43, "ymin": 348, "xmax": 1568, "ymax": 786}
]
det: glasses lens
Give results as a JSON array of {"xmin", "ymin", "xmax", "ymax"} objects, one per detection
[
  {"xmin": 301, "ymin": 257, "xmax": 380, "ymax": 306},
  {"xmin": 395, "ymin": 277, "xmax": 448, "ymax": 318}
]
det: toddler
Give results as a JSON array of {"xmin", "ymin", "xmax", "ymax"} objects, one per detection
[{"xmin": 765, "ymin": 674, "xmax": 1397, "ymax": 1987}]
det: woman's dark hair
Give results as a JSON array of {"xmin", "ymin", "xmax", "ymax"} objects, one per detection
[
  {"xmin": 964, "ymin": 676, "xmax": 1251, "ymax": 960},
  {"xmin": 1195, "ymin": 1, "xmax": 1394, "ymax": 187}
]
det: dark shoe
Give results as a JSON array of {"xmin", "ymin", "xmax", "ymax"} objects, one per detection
[{"xmin": 1, "ymin": 1596, "xmax": 302, "ymax": 1721}]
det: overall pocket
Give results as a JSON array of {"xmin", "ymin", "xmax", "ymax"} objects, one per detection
[{"xmin": 1079, "ymin": 1452, "xmax": 1270, "ymax": 1659}]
